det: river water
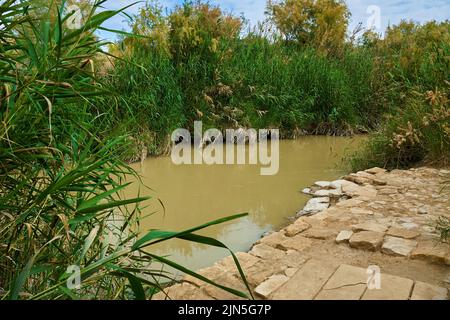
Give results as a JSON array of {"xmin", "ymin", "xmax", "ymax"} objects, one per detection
[{"xmin": 126, "ymin": 136, "xmax": 361, "ymax": 273}]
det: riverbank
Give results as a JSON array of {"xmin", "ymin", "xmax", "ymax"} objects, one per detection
[{"xmin": 154, "ymin": 167, "xmax": 450, "ymax": 300}]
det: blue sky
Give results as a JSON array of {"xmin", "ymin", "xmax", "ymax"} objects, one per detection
[{"xmin": 98, "ymin": 0, "xmax": 450, "ymax": 41}]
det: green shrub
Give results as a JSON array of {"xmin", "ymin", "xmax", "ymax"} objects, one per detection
[{"xmin": 349, "ymin": 86, "xmax": 450, "ymax": 170}]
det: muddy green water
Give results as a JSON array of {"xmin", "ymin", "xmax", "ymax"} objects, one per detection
[{"xmin": 126, "ymin": 136, "xmax": 361, "ymax": 273}]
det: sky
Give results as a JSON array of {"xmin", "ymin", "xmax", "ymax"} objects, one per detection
[{"xmin": 97, "ymin": 0, "xmax": 450, "ymax": 41}]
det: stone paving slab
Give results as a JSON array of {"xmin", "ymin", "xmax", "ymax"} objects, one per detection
[
  {"xmin": 271, "ymin": 259, "xmax": 338, "ymax": 300},
  {"xmin": 314, "ymin": 264, "xmax": 367, "ymax": 300},
  {"xmin": 410, "ymin": 281, "xmax": 448, "ymax": 300},
  {"xmin": 361, "ymin": 273, "xmax": 414, "ymax": 300}
]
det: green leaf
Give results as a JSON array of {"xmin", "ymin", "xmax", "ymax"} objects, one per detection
[
  {"xmin": 76, "ymin": 196, "xmax": 150, "ymax": 214},
  {"xmin": 147, "ymin": 254, "xmax": 249, "ymax": 300},
  {"xmin": 133, "ymin": 213, "xmax": 247, "ymax": 250}
]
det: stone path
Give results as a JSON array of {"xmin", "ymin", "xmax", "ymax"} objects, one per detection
[{"xmin": 154, "ymin": 167, "xmax": 450, "ymax": 300}]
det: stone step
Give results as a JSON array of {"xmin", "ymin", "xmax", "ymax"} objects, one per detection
[
  {"xmin": 271, "ymin": 259, "xmax": 339, "ymax": 300},
  {"xmin": 269, "ymin": 262, "xmax": 448, "ymax": 300}
]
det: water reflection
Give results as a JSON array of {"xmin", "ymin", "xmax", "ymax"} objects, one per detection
[{"xmin": 125, "ymin": 136, "xmax": 362, "ymax": 272}]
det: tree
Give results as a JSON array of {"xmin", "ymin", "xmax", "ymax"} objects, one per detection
[
  {"xmin": 168, "ymin": 1, "xmax": 242, "ymax": 63},
  {"xmin": 267, "ymin": 0, "xmax": 350, "ymax": 54}
]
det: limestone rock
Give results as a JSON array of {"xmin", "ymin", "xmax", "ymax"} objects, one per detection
[
  {"xmin": 216, "ymin": 252, "xmax": 261, "ymax": 274},
  {"xmin": 352, "ymin": 222, "xmax": 388, "ymax": 233},
  {"xmin": 302, "ymin": 188, "xmax": 312, "ymax": 195},
  {"xmin": 336, "ymin": 198, "xmax": 364, "ymax": 208},
  {"xmin": 245, "ymin": 260, "xmax": 287, "ymax": 287},
  {"xmin": 418, "ymin": 207, "xmax": 429, "ymax": 215},
  {"xmin": 314, "ymin": 181, "xmax": 332, "ymax": 188},
  {"xmin": 272, "ymin": 259, "xmax": 338, "ymax": 300},
  {"xmin": 381, "ymin": 236, "xmax": 417, "ymax": 257},
  {"xmin": 365, "ymin": 167, "xmax": 387, "ymax": 175},
  {"xmin": 343, "ymin": 173, "xmax": 368, "ymax": 185},
  {"xmin": 411, "ymin": 281, "xmax": 448, "ymax": 300},
  {"xmin": 278, "ymin": 235, "xmax": 313, "ymax": 252},
  {"xmin": 335, "ymin": 230, "xmax": 353, "ymax": 244},
  {"xmin": 285, "ymin": 220, "xmax": 310, "ymax": 237},
  {"xmin": 361, "ymin": 273, "xmax": 414, "ymax": 300},
  {"xmin": 401, "ymin": 222, "xmax": 419, "ymax": 230},
  {"xmin": 299, "ymin": 197, "xmax": 330, "ymax": 215},
  {"xmin": 386, "ymin": 227, "xmax": 420, "ymax": 239},
  {"xmin": 203, "ymin": 273, "xmax": 248, "ymax": 300},
  {"xmin": 349, "ymin": 231, "xmax": 384, "ymax": 251},
  {"xmin": 255, "ymin": 274, "xmax": 289, "ymax": 299},
  {"xmin": 315, "ymin": 264, "xmax": 367, "ymax": 300},
  {"xmin": 304, "ymin": 228, "xmax": 336, "ymax": 240},
  {"xmin": 284, "ymin": 267, "xmax": 298, "ymax": 277},
  {"xmin": 283, "ymin": 250, "xmax": 308, "ymax": 268},
  {"xmin": 350, "ymin": 208, "xmax": 374, "ymax": 216},
  {"xmin": 257, "ymin": 231, "xmax": 288, "ymax": 248},
  {"xmin": 345, "ymin": 185, "xmax": 378, "ymax": 198},
  {"xmin": 184, "ymin": 265, "xmax": 225, "ymax": 287},
  {"xmin": 249, "ymin": 243, "xmax": 285, "ymax": 261},
  {"xmin": 313, "ymin": 188, "xmax": 342, "ymax": 198},
  {"xmin": 330, "ymin": 179, "xmax": 359, "ymax": 190},
  {"xmin": 411, "ymin": 241, "xmax": 450, "ymax": 265}
]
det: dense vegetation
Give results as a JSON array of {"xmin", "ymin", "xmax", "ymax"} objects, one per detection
[
  {"xmin": 0, "ymin": 0, "xmax": 448, "ymax": 300},
  {"xmin": 0, "ymin": 0, "xmax": 251, "ymax": 300},
  {"xmin": 106, "ymin": 0, "xmax": 449, "ymax": 168}
]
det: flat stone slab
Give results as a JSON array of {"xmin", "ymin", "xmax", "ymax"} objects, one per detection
[
  {"xmin": 284, "ymin": 220, "xmax": 310, "ymax": 237},
  {"xmin": 202, "ymin": 273, "xmax": 249, "ymax": 300},
  {"xmin": 184, "ymin": 265, "xmax": 226, "ymax": 287},
  {"xmin": 361, "ymin": 273, "xmax": 414, "ymax": 300},
  {"xmin": 365, "ymin": 167, "xmax": 387, "ymax": 175},
  {"xmin": 401, "ymin": 222, "xmax": 419, "ymax": 230},
  {"xmin": 336, "ymin": 230, "xmax": 353, "ymax": 244},
  {"xmin": 315, "ymin": 264, "xmax": 367, "ymax": 300},
  {"xmin": 411, "ymin": 241, "xmax": 450, "ymax": 265},
  {"xmin": 284, "ymin": 267, "xmax": 298, "ymax": 277},
  {"xmin": 314, "ymin": 189, "xmax": 342, "ymax": 197},
  {"xmin": 302, "ymin": 197, "xmax": 330, "ymax": 213},
  {"xmin": 255, "ymin": 274, "xmax": 289, "ymax": 299},
  {"xmin": 410, "ymin": 281, "xmax": 448, "ymax": 300},
  {"xmin": 272, "ymin": 259, "xmax": 338, "ymax": 300},
  {"xmin": 349, "ymin": 231, "xmax": 384, "ymax": 251},
  {"xmin": 283, "ymin": 250, "xmax": 309, "ymax": 268},
  {"xmin": 386, "ymin": 227, "xmax": 420, "ymax": 239},
  {"xmin": 216, "ymin": 252, "xmax": 261, "ymax": 274},
  {"xmin": 249, "ymin": 243, "xmax": 286, "ymax": 260},
  {"xmin": 314, "ymin": 181, "xmax": 332, "ymax": 188},
  {"xmin": 257, "ymin": 231, "xmax": 288, "ymax": 248},
  {"xmin": 330, "ymin": 179, "xmax": 359, "ymax": 190},
  {"xmin": 381, "ymin": 236, "xmax": 417, "ymax": 257},
  {"xmin": 352, "ymin": 222, "xmax": 388, "ymax": 233},
  {"xmin": 336, "ymin": 198, "xmax": 364, "ymax": 208},
  {"xmin": 278, "ymin": 235, "xmax": 313, "ymax": 252},
  {"xmin": 343, "ymin": 183, "xmax": 378, "ymax": 199},
  {"xmin": 350, "ymin": 208, "xmax": 374, "ymax": 216},
  {"xmin": 303, "ymin": 228, "xmax": 336, "ymax": 240}
]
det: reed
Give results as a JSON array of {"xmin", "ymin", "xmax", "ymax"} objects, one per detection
[{"xmin": 0, "ymin": 0, "xmax": 251, "ymax": 300}]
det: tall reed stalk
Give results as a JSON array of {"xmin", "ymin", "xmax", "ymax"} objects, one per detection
[{"xmin": 0, "ymin": 0, "xmax": 251, "ymax": 300}]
